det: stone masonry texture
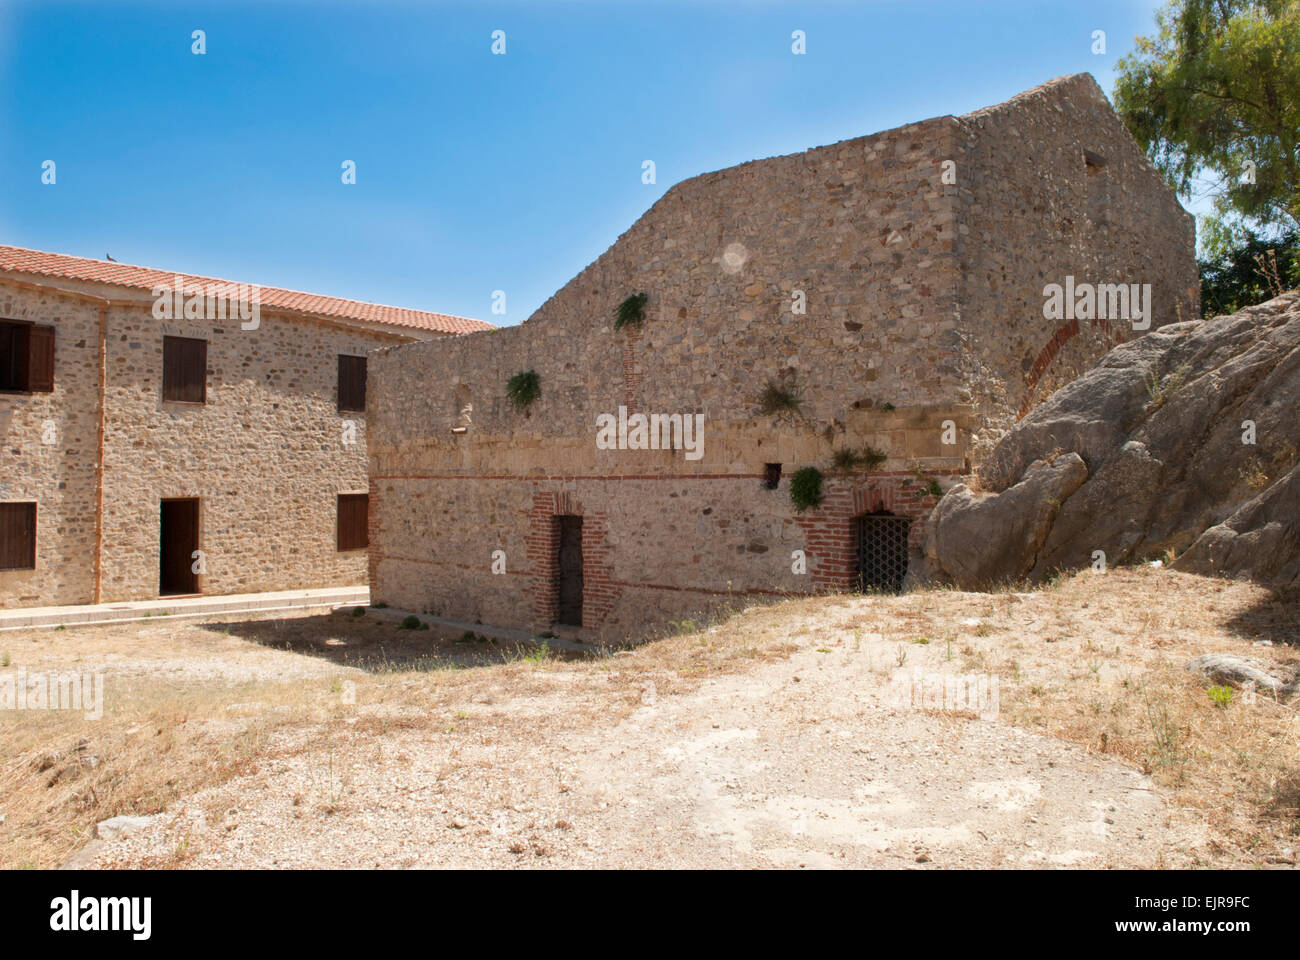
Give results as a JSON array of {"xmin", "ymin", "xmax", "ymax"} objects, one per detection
[
  {"xmin": 0, "ymin": 272, "xmax": 457, "ymax": 609},
  {"xmin": 368, "ymin": 74, "xmax": 1198, "ymax": 644}
]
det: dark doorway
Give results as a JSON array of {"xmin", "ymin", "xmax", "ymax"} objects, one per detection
[
  {"xmin": 555, "ymin": 515, "xmax": 583, "ymax": 627},
  {"xmin": 160, "ymin": 498, "xmax": 200, "ymax": 596},
  {"xmin": 853, "ymin": 512, "xmax": 910, "ymax": 593}
]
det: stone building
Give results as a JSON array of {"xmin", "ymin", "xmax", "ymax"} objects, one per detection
[
  {"xmin": 0, "ymin": 245, "xmax": 489, "ymax": 609},
  {"xmin": 372, "ymin": 74, "xmax": 1195, "ymax": 642}
]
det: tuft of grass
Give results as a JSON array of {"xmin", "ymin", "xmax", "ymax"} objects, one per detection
[
  {"xmin": 351, "ymin": 607, "xmax": 365, "ymax": 618},
  {"xmin": 1144, "ymin": 361, "xmax": 1191, "ymax": 410},
  {"xmin": 789, "ymin": 466, "xmax": 824, "ymax": 512},
  {"xmin": 757, "ymin": 380, "xmax": 804, "ymax": 419},
  {"xmin": 1240, "ymin": 458, "xmax": 1270, "ymax": 490},
  {"xmin": 832, "ymin": 446, "xmax": 887, "ymax": 472},
  {"xmin": 614, "ymin": 292, "xmax": 648, "ymax": 330},
  {"xmin": 1144, "ymin": 696, "xmax": 1184, "ymax": 778},
  {"xmin": 523, "ymin": 643, "xmax": 552, "ymax": 664},
  {"xmin": 1207, "ymin": 685, "xmax": 1233, "ymax": 709},
  {"xmin": 505, "ymin": 370, "xmax": 541, "ymax": 413},
  {"xmin": 398, "ymin": 615, "xmax": 423, "ymax": 630}
]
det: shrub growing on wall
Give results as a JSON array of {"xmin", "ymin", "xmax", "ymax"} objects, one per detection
[
  {"xmin": 757, "ymin": 380, "xmax": 804, "ymax": 420},
  {"xmin": 832, "ymin": 446, "xmax": 887, "ymax": 472},
  {"xmin": 506, "ymin": 369, "xmax": 541, "ymax": 413},
  {"xmin": 790, "ymin": 466, "xmax": 824, "ymax": 512},
  {"xmin": 614, "ymin": 292, "xmax": 648, "ymax": 330}
]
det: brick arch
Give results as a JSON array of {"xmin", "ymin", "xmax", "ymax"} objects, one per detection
[
  {"xmin": 1017, "ymin": 317, "xmax": 1126, "ymax": 419},
  {"xmin": 792, "ymin": 475, "xmax": 948, "ymax": 591},
  {"xmin": 525, "ymin": 491, "xmax": 616, "ymax": 630}
]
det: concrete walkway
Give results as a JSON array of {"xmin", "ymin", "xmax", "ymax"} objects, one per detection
[{"xmin": 0, "ymin": 586, "xmax": 369, "ymax": 631}]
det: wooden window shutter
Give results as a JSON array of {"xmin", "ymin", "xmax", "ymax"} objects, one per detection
[
  {"xmin": 338, "ymin": 355, "xmax": 366, "ymax": 412},
  {"xmin": 337, "ymin": 493, "xmax": 369, "ymax": 551},
  {"xmin": 0, "ymin": 502, "xmax": 37, "ymax": 570},
  {"xmin": 27, "ymin": 325, "xmax": 55, "ymax": 392},
  {"xmin": 188, "ymin": 338, "xmax": 207, "ymax": 402},
  {"xmin": 163, "ymin": 336, "xmax": 207, "ymax": 403}
]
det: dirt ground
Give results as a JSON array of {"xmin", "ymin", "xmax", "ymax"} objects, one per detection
[{"xmin": 1, "ymin": 567, "xmax": 1296, "ymax": 869}]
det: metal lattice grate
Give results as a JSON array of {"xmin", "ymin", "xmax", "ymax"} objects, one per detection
[{"xmin": 854, "ymin": 514, "xmax": 911, "ymax": 593}]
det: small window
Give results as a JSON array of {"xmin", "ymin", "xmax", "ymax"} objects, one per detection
[
  {"xmin": 1084, "ymin": 150, "xmax": 1110, "ymax": 226},
  {"xmin": 162, "ymin": 336, "xmax": 207, "ymax": 403},
  {"xmin": 337, "ymin": 493, "xmax": 369, "ymax": 551},
  {"xmin": 0, "ymin": 320, "xmax": 55, "ymax": 393},
  {"xmin": 338, "ymin": 355, "xmax": 367, "ymax": 412},
  {"xmin": 0, "ymin": 502, "xmax": 37, "ymax": 570},
  {"xmin": 763, "ymin": 463, "xmax": 782, "ymax": 490}
]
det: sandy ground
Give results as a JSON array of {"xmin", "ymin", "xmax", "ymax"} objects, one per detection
[
  {"xmin": 83, "ymin": 639, "xmax": 1191, "ymax": 869},
  {"xmin": 4, "ymin": 568, "xmax": 1294, "ymax": 870}
]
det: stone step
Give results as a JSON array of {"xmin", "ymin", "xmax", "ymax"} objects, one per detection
[{"xmin": 0, "ymin": 586, "xmax": 369, "ymax": 631}]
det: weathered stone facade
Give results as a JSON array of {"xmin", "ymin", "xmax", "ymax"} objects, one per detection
[
  {"xmin": 0, "ymin": 252, "xmax": 485, "ymax": 609},
  {"xmin": 368, "ymin": 74, "xmax": 1197, "ymax": 643}
]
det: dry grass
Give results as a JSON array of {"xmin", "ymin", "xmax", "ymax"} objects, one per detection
[
  {"xmin": 0, "ymin": 610, "xmax": 580, "ymax": 868},
  {"xmin": 820, "ymin": 568, "xmax": 1299, "ymax": 863},
  {"xmin": 0, "ymin": 666, "xmax": 344, "ymax": 868},
  {"xmin": 622, "ymin": 567, "xmax": 1300, "ymax": 862},
  {"xmin": 1, "ymin": 567, "xmax": 1297, "ymax": 868}
]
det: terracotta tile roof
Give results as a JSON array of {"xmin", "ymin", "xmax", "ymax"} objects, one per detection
[{"xmin": 0, "ymin": 244, "xmax": 493, "ymax": 336}]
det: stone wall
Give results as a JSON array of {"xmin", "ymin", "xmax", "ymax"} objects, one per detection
[
  {"xmin": 1, "ymin": 276, "xmax": 424, "ymax": 608},
  {"xmin": 951, "ymin": 74, "xmax": 1199, "ymax": 462},
  {"xmin": 0, "ymin": 283, "xmax": 101, "ymax": 606},
  {"xmin": 370, "ymin": 468, "xmax": 961, "ymax": 642},
  {"xmin": 369, "ymin": 74, "xmax": 1198, "ymax": 641}
]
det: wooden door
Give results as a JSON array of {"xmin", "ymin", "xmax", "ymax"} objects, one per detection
[
  {"xmin": 555, "ymin": 516, "xmax": 583, "ymax": 626},
  {"xmin": 160, "ymin": 498, "xmax": 200, "ymax": 595}
]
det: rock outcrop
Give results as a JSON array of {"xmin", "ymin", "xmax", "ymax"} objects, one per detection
[
  {"xmin": 1185, "ymin": 653, "xmax": 1298, "ymax": 702},
  {"xmin": 925, "ymin": 292, "xmax": 1300, "ymax": 589}
]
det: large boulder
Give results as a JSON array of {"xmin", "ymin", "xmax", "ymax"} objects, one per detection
[
  {"xmin": 927, "ymin": 292, "xmax": 1300, "ymax": 589},
  {"xmin": 924, "ymin": 453, "xmax": 1087, "ymax": 586}
]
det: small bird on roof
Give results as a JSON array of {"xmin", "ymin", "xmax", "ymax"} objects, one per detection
[{"xmin": 105, "ymin": 253, "xmax": 117, "ymax": 261}]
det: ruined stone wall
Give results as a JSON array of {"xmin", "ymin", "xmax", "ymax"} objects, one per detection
[
  {"xmin": 1, "ymin": 277, "xmax": 424, "ymax": 608},
  {"xmin": 952, "ymin": 73, "xmax": 1199, "ymax": 462}
]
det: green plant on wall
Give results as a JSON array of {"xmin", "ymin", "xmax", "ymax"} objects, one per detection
[
  {"xmin": 506, "ymin": 369, "xmax": 541, "ymax": 413},
  {"xmin": 832, "ymin": 446, "xmax": 887, "ymax": 472},
  {"xmin": 790, "ymin": 466, "xmax": 824, "ymax": 512},
  {"xmin": 757, "ymin": 379, "xmax": 804, "ymax": 420},
  {"xmin": 614, "ymin": 292, "xmax": 648, "ymax": 330}
]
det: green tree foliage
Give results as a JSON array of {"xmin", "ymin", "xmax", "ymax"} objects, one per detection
[
  {"xmin": 1114, "ymin": 0, "xmax": 1300, "ymax": 255},
  {"xmin": 1198, "ymin": 229, "xmax": 1298, "ymax": 315}
]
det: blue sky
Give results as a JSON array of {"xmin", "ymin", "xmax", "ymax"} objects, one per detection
[{"xmin": 1, "ymin": 0, "xmax": 1170, "ymax": 324}]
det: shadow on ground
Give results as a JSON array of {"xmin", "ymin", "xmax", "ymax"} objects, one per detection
[
  {"xmin": 1220, "ymin": 589, "xmax": 1300, "ymax": 649},
  {"xmin": 193, "ymin": 610, "xmax": 555, "ymax": 672}
]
